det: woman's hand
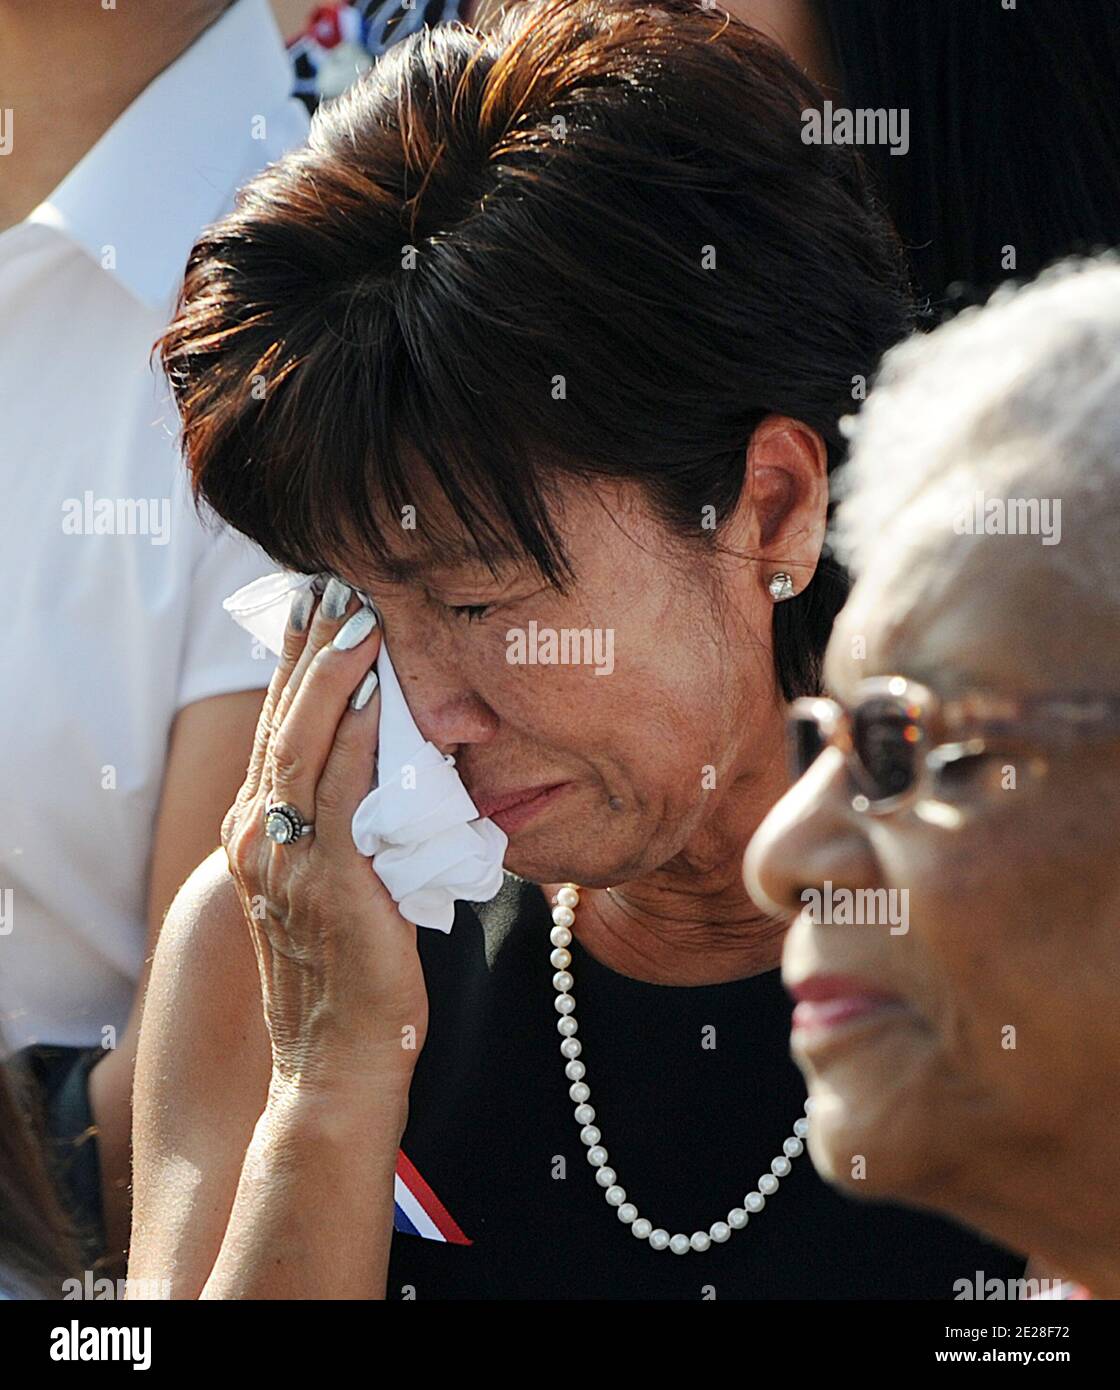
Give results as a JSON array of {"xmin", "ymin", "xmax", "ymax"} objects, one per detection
[{"xmin": 222, "ymin": 577, "xmax": 428, "ymax": 1100}]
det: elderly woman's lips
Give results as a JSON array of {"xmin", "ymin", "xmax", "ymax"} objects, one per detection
[
  {"xmin": 789, "ymin": 976, "xmax": 909, "ymax": 1033},
  {"xmin": 473, "ymin": 782, "xmax": 572, "ymax": 832}
]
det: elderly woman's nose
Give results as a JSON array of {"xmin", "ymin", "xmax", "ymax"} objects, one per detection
[{"xmin": 744, "ymin": 747, "xmax": 877, "ymax": 918}]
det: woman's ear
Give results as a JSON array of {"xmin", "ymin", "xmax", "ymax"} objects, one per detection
[{"xmin": 736, "ymin": 414, "xmax": 830, "ymax": 598}]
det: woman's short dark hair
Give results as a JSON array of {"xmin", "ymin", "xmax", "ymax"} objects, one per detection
[{"xmin": 161, "ymin": 0, "xmax": 912, "ymax": 699}]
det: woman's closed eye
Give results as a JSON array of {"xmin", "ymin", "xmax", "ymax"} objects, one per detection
[
  {"xmin": 449, "ymin": 603, "xmax": 495, "ymax": 624},
  {"xmin": 441, "ymin": 584, "xmax": 550, "ymax": 625}
]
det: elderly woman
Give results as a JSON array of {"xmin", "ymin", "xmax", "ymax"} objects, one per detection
[
  {"xmin": 747, "ymin": 256, "xmax": 1120, "ymax": 1301},
  {"xmin": 129, "ymin": 0, "xmax": 1023, "ymax": 1297}
]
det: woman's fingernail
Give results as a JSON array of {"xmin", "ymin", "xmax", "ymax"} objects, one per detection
[
  {"xmin": 350, "ymin": 668, "xmax": 380, "ymax": 711},
  {"xmin": 332, "ymin": 606, "xmax": 378, "ymax": 650},
  {"xmin": 322, "ymin": 577, "xmax": 352, "ymax": 620},
  {"xmin": 288, "ymin": 587, "xmax": 315, "ymax": 632}
]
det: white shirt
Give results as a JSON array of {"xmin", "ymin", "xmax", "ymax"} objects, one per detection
[{"xmin": 0, "ymin": 0, "xmax": 310, "ymax": 1050}]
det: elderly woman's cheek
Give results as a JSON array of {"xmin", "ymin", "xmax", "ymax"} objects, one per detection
[
  {"xmin": 889, "ymin": 818, "xmax": 1066, "ymax": 1141},
  {"xmin": 933, "ymin": 794, "xmax": 1120, "ymax": 1132},
  {"xmin": 787, "ymin": 836, "xmax": 1004, "ymax": 1201}
]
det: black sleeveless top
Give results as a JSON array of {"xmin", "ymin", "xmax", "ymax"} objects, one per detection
[{"xmin": 387, "ymin": 874, "xmax": 1022, "ymax": 1299}]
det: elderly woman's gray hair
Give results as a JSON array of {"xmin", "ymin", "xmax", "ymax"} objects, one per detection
[{"xmin": 830, "ymin": 254, "xmax": 1120, "ymax": 612}]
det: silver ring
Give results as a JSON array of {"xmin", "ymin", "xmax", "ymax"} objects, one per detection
[{"xmin": 263, "ymin": 802, "xmax": 315, "ymax": 845}]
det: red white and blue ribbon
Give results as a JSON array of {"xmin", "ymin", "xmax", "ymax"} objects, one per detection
[{"xmin": 394, "ymin": 1148, "xmax": 472, "ymax": 1244}]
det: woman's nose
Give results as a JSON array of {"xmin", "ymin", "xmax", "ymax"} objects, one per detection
[
  {"xmin": 744, "ymin": 746, "xmax": 879, "ymax": 919},
  {"xmin": 388, "ymin": 641, "xmax": 500, "ymax": 755},
  {"xmin": 415, "ymin": 692, "xmax": 500, "ymax": 758}
]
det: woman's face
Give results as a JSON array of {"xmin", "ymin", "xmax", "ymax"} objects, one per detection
[
  {"xmin": 745, "ymin": 515, "xmax": 1120, "ymax": 1233},
  {"xmin": 343, "ymin": 478, "xmax": 779, "ymax": 888},
  {"xmin": 337, "ymin": 420, "xmax": 826, "ymax": 889}
]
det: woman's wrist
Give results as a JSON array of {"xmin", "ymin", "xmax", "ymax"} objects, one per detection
[
  {"xmin": 263, "ymin": 1063, "xmax": 414, "ymax": 1153},
  {"xmin": 267, "ymin": 1028, "xmax": 421, "ymax": 1107}
]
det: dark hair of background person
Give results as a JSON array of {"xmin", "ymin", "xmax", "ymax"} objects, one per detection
[
  {"xmin": 821, "ymin": 0, "xmax": 1120, "ymax": 320},
  {"xmin": 0, "ymin": 1062, "xmax": 79, "ymax": 1298},
  {"xmin": 161, "ymin": 0, "xmax": 913, "ymax": 701}
]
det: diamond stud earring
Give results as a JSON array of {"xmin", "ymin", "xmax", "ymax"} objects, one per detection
[{"xmin": 768, "ymin": 572, "xmax": 795, "ymax": 601}]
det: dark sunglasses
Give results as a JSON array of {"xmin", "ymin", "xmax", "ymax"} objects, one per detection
[{"xmin": 788, "ymin": 676, "xmax": 1120, "ymax": 815}]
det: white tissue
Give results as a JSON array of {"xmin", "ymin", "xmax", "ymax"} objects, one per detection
[{"xmin": 223, "ymin": 571, "xmax": 508, "ymax": 930}]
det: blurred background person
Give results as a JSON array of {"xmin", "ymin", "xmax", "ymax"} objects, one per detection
[
  {"xmin": 530, "ymin": 0, "xmax": 1120, "ymax": 317},
  {"xmin": 0, "ymin": 0, "xmax": 309, "ymax": 1275},
  {"xmin": 818, "ymin": 0, "xmax": 1120, "ymax": 317},
  {"xmin": 275, "ymin": 0, "xmax": 474, "ymax": 108},
  {"xmin": 747, "ymin": 255, "xmax": 1120, "ymax": 1301},
  {"xmin": 0, "ymin": 1049, "xmax": 79, "ymax": 1299}
]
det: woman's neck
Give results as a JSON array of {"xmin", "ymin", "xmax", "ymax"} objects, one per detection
[
  {"xmin": 567, "ymin": 877, "xmax": 787, "ymax": 987},
  {"xmin": 932, "ymin": 1139, "xmax": 1120, "ymax": 1301}
]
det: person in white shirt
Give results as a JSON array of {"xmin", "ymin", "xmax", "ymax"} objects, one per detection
[{"xmin": 0, "ymin": 0, "xmax": 309, "ymax": 1267}]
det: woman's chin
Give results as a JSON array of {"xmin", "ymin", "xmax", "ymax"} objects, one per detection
[
  {"xmin": 501, "ymin": 833, "xmax": 646, "ymax": 890},
  {"xmin": 806, "ymin": 1095, "xmax": 932, "ymax": 1201},
  {"xmin": 799, "ymin": 1043, "xmax": 953, "ymax": 1202}
]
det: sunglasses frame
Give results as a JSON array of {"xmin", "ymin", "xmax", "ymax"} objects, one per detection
[{"xmin": 789, "ymin": 676, "xmax": 1120, "ymax": 816}]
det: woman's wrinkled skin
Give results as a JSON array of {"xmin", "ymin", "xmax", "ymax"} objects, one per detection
[
  {"xmin": 333, "ymin": 415, "xmax": 827, "ymax": 986},
  {"xmin": 745, "ymin": 494, "xmax": 1120, "ymax": 1298}
]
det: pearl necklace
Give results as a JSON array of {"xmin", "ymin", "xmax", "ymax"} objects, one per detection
[{"xmin": 549, "ymin": 883, "xmax": 811, "ymax": 1255}]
